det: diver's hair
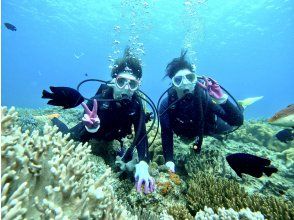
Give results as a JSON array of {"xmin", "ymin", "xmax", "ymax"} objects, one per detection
[
  {"xmin": 111, "ymin": 47, "xmax": 142, "ymax": 79},
  {"xmin": 165, "ymin": 50, "xmax": 193, "ymax": 78}
]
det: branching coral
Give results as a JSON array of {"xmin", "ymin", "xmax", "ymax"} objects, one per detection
[
  {"xmin": 1, "ymin": 106, "xmax": 133, "ymax": 219},
  {"xmin": 167, "ymin": 204, "xmax": 193, "ymax": 220},
  {"xmin": 185, "ymin": 146, "xmax": 227, "ymax": 177},
  {"xmin": 186, "ymin": 172, "xmax": 294, "ymax": 220}
]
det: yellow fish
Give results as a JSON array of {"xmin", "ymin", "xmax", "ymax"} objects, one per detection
[
  {"xmin": 237, "ymin": 96, "xmax": 263, "ymax": 109},
  {"xmin": 34, "ymin": 113, "xmax": 60, "ymax": 120}
]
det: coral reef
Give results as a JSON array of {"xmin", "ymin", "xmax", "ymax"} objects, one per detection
[
  {"xmin": 167, "ymin": 204, "xmax": 193, "ymax": 220},
  {"xmin": 186, "ymin": 172, "xmax": 294, "ymax": 220},
  {"xmin": 6, "ymin": 106, "xmax": 294, "ymax": 219},
  {"xmin": 227, "ymin": 120, "xmax": 292, "ymax": 152},
  {"xmin": 195, "ymin": 206, "xmax": 264, "ymax": 220},
  {"xmin": 277, "ymin": 147, "xmax": 294, "ymax": 168},
  {"xmin": 184, "ymin": 143, "xmax": 227, "ymax": 177},
  {"xmin": 1, "ymin": 106, "xmax": 133, "ymax": 219},
  {"xmin": 15, "ymin": 107, "xmax": 82, "ymax": 134}
]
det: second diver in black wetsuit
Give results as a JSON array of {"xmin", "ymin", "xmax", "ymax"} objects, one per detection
[
  {"xmin": 159, "ymin": 50, "xmax": 244, "ymax": 173},
  {"xmin": 48, "ymin": 48, "xmax": 156, "ymax": 194}
]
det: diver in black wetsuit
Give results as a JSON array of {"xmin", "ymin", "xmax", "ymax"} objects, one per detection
[
  {"xmin": 159, "ymin": 50, "xmax": 244, "ymax": 173},
  {"xmin": 50, "ymin": 48, "xmax": 155, "ymax": 194}
]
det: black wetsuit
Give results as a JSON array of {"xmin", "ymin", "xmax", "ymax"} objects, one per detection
[
  {"xmin": 53, "ymin": 85, "xmax": 149, "ymax": 162},
  {"xmin": 159, "ymin": 85, "xmax": 243, "ymax": 162}
]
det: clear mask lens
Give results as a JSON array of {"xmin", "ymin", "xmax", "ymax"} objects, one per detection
[
  {"xmin": 116, "ymin": 77, "xmax": 127, "ymax": 88},
  {"xmin": 172, "ymin": 75, "xmax": 183, "ymax": 86},
  {"xmin": 185, "ymin": 73, "xmax": 196, "ymax": 83}
]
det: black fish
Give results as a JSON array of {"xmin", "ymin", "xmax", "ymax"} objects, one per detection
[
  {"xmin": 42, "ymin": 86, "xmax": 84, "ymax": 109},
  {"xmin": 4, "ymin": 23, "xmax": 17, "ymax": 31},
  {"xmin": 226, "ymin": 153, "xmax": 278, "ymax": 178},
  {"xmin": 275, "ymin": 128, "xmax": 294, "ymax": 143}
]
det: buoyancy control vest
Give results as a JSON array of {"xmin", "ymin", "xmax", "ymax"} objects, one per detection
[
  {"xmin": 93, "ymin": 84, "xmax": 140, "ymax": 141},
  {"xmin": 167, "ymin": 85, "xmax": 211, "ymax": 140}
]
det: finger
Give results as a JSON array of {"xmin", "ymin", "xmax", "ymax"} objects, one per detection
[
  {"xmin": 92, "ymin": 99, "xmax": 98, "ymax": 114},
  {"xmin": 83, "ymin": 114, "xmax": 94, "ymax": 123},
  {"xmin": 208, "ymin": 77, "xmax": 217, "ymax": 84},
  {"xmin": 82, "ymin": 114, "xmax": 91, "ymax": 121},
  {"xmin": 91, "ymin": 117, "xmax": 100, "ymax": 124},
  {"xmin": 144, "ymin": 180, "xmax": 150, "ymax": 194},
  {"xmin": 204, "ymin": 77, "xmax": 211, "ymax": 86},
  {"xmin": 150, "ymin": 178, "xmax": 155, "ymax": 192},
  {"xmin": 82, "ymin": 116, "xmax": 94, "ymax": 125},
  {"xmin": 197, "ymin": 81, "xmax": 207, "ymax": 89},
  {"xmin": 136, "ymin": 180, "xmax": 143, "ymax": 193},
  {"xmin": 81, "ymin": 102, "xmax": 91, "ymax": 115}
]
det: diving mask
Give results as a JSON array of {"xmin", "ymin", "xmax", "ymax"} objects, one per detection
[
  {"xmin": 115, "ymin": 73, "xmax": 140, "ymax": 91},
  {"xmin": 172, "ymin": 70, "xmax": 197, "ymax": 87}
]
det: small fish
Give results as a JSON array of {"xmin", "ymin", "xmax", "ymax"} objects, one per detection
[
  {"xmin": 268, "ymin": 104, "xmax": 294, "ymax": 127},
  {"xmin": 237, "ymin": 96, "xmax": 263, "ymax": 109},
  {"xmin": 85, "ymin": 73, "xmax": 88, "ymax": 77},
  {"xmin": 226, "ymin": 153, "xmax": 278, "ymax": 178},
  {"xmin": 74, "ymin": 52, "xmax": 84, "ymax": 59},
  {"xmin": 275, "ymin": 128, "xmax": 294, "ymax": 143},
  {"xmin": 42, "ymin": 86, "xmax": 84, "ymax": 109},
  {"xmin": 4, "ymin": 22, "xmax": 17, "ymax": 31},
  {"xmin": 34, "ymin": 113, "xmax": 60, "ymax": 120}
]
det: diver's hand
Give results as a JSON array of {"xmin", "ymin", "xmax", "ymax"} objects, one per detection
[
  {"xmin": 81, "ymin": 99, "xmax": 100, "ymax": 133},
  {"xmin": 165, "ymin": 161, "xmax": 175, "ymax": 173},
  {"xmin": 198, "ymin": 77, "xmax": 228, "ymax": 104},
  {"xmin": 134, "ymin": 161, "xmax": 156, "ymax": 194}
]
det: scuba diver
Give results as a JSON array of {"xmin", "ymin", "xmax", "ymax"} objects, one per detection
[
  {"xmin": 158, "ymin": 50, "xmax": 244, "ymax": 173},
  {"xmin": 42, "ymin": 48, "xmax": 155, "ymax": 194}
]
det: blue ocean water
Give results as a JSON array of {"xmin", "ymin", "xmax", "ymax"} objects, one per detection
[{"xmin": 2, "ymin": 0, "xmax": 294, "ymax": 119}]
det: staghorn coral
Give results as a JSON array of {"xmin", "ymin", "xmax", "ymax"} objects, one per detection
[
  {"xmin": 185, "ymin": 144, "xmax": 227, "ymax": 178},
  {"xmin": 1, "ymin": 106, "xmax": 133, "ymax": 220},
  {"xmin": 167, "ymin": 204, "xmax": 193, "ymax": 220},
  {"xmin": 195, "ymin": 206, "xmax": 264, "ymax": 220},
  {"xmin": 186, "ymin": 172, "xmax": 294, "ymax": 220}
]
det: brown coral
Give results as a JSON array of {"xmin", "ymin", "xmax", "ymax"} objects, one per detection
[
  {"xmin": 157, "ymin": 181, "xmax": 173, "ymax": 196},
  {"xmin": 186, "ymin": 172, "xmax": 294, "ymax": 220},
  {"xmin": 169, "ymin": 171, "xmax": 181, "ymax": 185}
]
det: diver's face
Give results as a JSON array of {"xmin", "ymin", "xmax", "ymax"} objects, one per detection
[
  {"xmin": 172, "ymin": 69, "xmax": 197, "ymax": 89},
  {"xmin": 113, "ymin": 72, "xmax": 141, "ymax": 99}
]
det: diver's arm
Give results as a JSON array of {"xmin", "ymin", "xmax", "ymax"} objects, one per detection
[
  {"xmin": 209, "ymin": 97, "xmax": 244, "ymax": 127},
  {"xmin": 134, "ymin": 103, "xmax": 150, "ymax": 162},
  {"xmin": 159, "ymin": 97, "xmax": 174, "ymax": 162}
]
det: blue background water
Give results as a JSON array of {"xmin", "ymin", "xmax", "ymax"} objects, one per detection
[{"xmin": 2, "ymin": 0, "xmax": 294, "ymax": 119}]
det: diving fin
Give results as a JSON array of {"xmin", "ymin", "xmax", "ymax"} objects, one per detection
[{"xmin": 238, "ymin": 96, "xmax": 263, "ymax": 109}]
